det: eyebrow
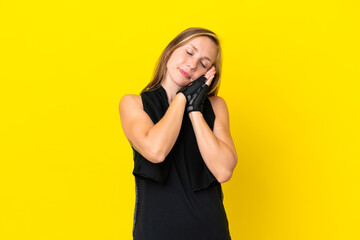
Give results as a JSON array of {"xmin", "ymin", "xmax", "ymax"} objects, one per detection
[{"xmin": 188, "ymin": 44, "xmax": 212, "ymax": 63}]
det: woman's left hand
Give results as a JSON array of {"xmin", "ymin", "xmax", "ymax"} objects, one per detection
[
  {"xmin": 204, "ymin": 66, "xmax": 216, "ymax": 83},
  {"xmin": 186, "ymin": 66, "xmax": 216, "ymax": 113}
]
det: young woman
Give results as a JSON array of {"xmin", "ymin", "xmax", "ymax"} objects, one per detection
[{"xmin": 119, "ymin": 27, "xmax": 238, "ymax": 240}]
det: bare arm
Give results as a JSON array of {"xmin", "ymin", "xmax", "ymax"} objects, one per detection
[
  {"xmin": 188, "ymin": 97, "xmax": 238, "ymax": 183},
  {"xmin": 119, "ymin": 93, "xmax": 186, "ymax": 163}
]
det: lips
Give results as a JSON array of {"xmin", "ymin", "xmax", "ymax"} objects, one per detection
[{"xmin": 179, "ymin": 68, "xmax": 190, "ymax": 79}]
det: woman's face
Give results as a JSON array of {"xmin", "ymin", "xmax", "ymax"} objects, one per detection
[{"xmin": 165, "ymin": 36, "xmax": 217, "ymax": 87}]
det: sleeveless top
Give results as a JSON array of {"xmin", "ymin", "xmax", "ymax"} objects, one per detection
[{"xmin": 131, "ymin": 85, "xmax": 232, "ymax": 240}]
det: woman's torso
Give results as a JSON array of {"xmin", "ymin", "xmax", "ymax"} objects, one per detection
[{"xmin": 131, "ymin": 87, "xmax": 231, "ymax": 240}]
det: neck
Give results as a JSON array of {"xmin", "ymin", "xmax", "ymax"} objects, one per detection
[{"xmin": 160, "ymin": 79, "xmax": 182, "ymax": 105}]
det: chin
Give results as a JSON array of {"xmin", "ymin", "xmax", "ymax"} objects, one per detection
[
  {"xmin": 176, "ymin": 76, "xmax": 190, "ymax": 84},
  {"xmin": 177, "ymin": 81, "xmax": 187, "ymax": 87}
]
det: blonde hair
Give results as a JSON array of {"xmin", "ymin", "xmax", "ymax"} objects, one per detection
[{"xmin": 140, "ymin": 27, "xmax": 223, "ymax": 96}]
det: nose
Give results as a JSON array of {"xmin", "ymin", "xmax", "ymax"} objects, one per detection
[{"xmin": 187, "ymin": 58, "xmax": 197, "ymax": 70}]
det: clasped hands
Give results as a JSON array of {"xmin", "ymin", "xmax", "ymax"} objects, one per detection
[{"xmin": 177, "ymin": 66, "xmax": 216, "ymax": 114}]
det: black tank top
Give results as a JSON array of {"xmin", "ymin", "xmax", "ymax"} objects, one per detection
[{"xmin": 131, "ymin": 85, "xmax": 232, "ymax": 240}]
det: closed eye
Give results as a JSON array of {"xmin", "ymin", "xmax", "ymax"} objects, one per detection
[{"xmin": 186, "ymin": 51, "xmax": 206, "ymax": 68}]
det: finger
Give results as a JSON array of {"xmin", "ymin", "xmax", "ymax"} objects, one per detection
[
  {"xmin": 205, "ymin": 75, "xmax": 214, "ymax": 86},
  {"xmin": 205, "ymin": 66, "xmax": 214, "ymax": 76},
  {"xmin": 205, "ymin": 71, "xmax": 213, "ymax": 79}
]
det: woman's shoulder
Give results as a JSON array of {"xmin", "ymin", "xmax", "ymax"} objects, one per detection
[
  {"xmin": 208, "ymin": 95, "xmax": 228, "ymax": 111},
  {"xmin": 119, "ymin": 94, "xmax": 142, "ymax": 110}
]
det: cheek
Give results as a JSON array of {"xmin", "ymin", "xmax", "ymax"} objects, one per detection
[
  {"xmin": 195, "ymin": 72, "xmax": 206, "ymax": 81},
  {"xmin": 175, "ymin": 56, "xmax": 185, "ymax": 66},
  {"xmin": 174, "ymin": 51, "xmax": 186, "ymax": 63},
  {"xmin": 168, "ymin": 54, "xmax": 181, "ymax": 68},
  {"xmin": 167, "ymin": 57, "xmax": 176, "ymax": 69}
]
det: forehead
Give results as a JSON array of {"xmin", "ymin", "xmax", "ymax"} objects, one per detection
[{"xmin": 184, "ymin": 36, "xmax": 217, "ymax": 61}]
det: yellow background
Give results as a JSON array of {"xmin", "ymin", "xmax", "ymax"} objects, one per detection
[{"xmin": 1, "ymin": 0, "xmax": 359, "ymax": 239}]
